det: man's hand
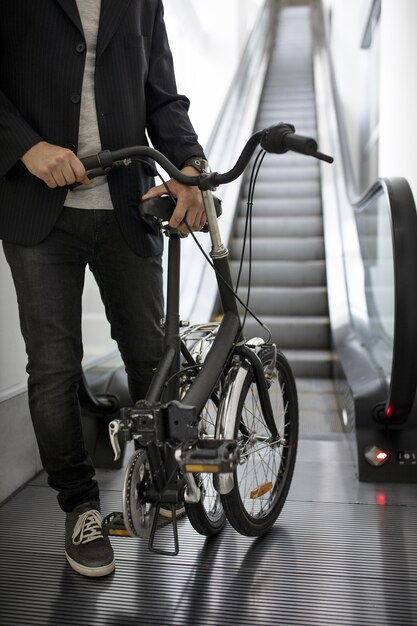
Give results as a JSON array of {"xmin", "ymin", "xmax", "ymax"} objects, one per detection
[
  {"xmin": 21, "ymin": 141, "xmax": 90, "ymax": 188},
  {"xmin": 142, "ymin": 166, "xmax": 206, "ymax": 234}
]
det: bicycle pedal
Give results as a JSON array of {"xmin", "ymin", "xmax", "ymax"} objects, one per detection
[
  {"xmin": 176, "ymin": 439, "xmax": 239, "ymax": 474},
  {"xmin": 102, "ymin": 511, "xmax": 130, "ymax": 537}
]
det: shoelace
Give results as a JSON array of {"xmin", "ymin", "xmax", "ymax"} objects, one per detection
[{"xmin": 72, "ymin": 509, "xmax": 104, "ymax": 545}]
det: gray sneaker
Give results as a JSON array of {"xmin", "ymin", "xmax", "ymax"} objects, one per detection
[{"xmin": 65, "ymin": 501, "xmax": 115, "ymax": 577}]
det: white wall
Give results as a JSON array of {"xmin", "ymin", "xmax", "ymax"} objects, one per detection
[
  {"xmin": 322, "ymin": 0, "xmax": 417, "ymax": 202},
  {"xmin": 163, "ymin": 0, "xmax": 264, "ymax": 146},
  {"xmin": 378, "ymin": 0, "xmax": 417, "ymax": 201},
  {"xmin": 321, "ymin": 0, "xmax": 373, "ymax": 188}
]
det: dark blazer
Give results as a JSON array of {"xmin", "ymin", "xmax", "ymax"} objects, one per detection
[{"xmin": 0, "ymin": 0, "xmax": 205, "ymax": 255}]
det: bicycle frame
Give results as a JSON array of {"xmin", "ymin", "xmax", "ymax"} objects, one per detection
[
  {"xmin": 108, "ymin": 186, "xmax": 279, "ymax": 552},
  {"xmin": 146, "ymin": 189, "xmax": 277, "ymax": 422},
  {"xmin": 87, "ymin": 124, "xmax": 332, "ymax": 553}
]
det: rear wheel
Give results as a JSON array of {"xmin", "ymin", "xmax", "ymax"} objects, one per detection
[
  {"xmin": 184, "ymin": 390, "xmax": 227, "ymax": 535},
  {"xmin": 221, "ymin": 347, "xmax": 298, "ymax": 536},
  {"xmin": 180, "ymin": 324, "xmax": 227, "ymax": 536}
]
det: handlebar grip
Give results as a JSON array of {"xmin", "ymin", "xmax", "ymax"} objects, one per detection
[
  {"xmin": 282, "ymin": 132, "xmax": 317, "ymax": 155},
  {"xmin": 80, "ymin": 154, "xmax": 101, "ymax": 170},
  {"xmin": 260, "ymin": 123, "xmax": 317, "ymax": 156},
  {"xmin": 80, "ymin": 150, "xmax": 114, "ymax": 171}
]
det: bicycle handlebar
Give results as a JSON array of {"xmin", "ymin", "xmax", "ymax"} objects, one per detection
[{"xmin": 78, "ymin": 123, "xmax": 333, "ymax": 190}]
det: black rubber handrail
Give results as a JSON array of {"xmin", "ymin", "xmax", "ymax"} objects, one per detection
[{"xmin": 375, "ymin": 177, "xmax": 417, "ymax": 420}]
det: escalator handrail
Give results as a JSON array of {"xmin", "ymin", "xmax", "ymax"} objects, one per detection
[
  {"xmin": 378, "ymin": 177, "xmax": 417, "ymax": 421},
  {"xmin": 315, "ymin": 0, "xmax": 417, "ymax": 421}
]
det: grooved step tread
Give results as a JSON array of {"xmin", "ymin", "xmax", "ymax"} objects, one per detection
[
  {"xmin": 237, "ymin": 286, "xmax": 329, "ymax": 316},
  {"xmin": 245, "ymin": 165, "xmax": 320, "ymax": 182},
  {"xmin": 235, "ymin": 216, "xmax": 323, "ymax": 237},
  {"xmin": 230, "ymin": 237, "xmax": 325, "ymax": 261},
  {"xmin": 247, "ymin": 180, "xmax": 320, "ymax": 198},
  {"xmin": 239, "ymin": 197, "xmax": 322, "ymax": 216},
  {"xmin": 284, "ymin": 349, "xmax": 336, "ymax": 378},
  {"xmin": 242, "ymin": 316, "xmax": 330, "ymax": 350},
  {"xmin": 230, "ymin": 259, "xmax": 326, "ymax": 287}
]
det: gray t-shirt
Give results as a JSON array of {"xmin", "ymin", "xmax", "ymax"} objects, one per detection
[{"xmin": 65, "ymin": 0, "xmax": 114, "ymax": 209}]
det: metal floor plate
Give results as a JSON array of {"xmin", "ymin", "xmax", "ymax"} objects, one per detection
[{"xmin": 1, "ymin": 437, "xmax": 417, "ymax": 626}]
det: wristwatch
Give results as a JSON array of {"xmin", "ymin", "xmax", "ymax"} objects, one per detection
[{"xmin": 182, "ymin": 156, "xmax": 209, "ymax": 174}]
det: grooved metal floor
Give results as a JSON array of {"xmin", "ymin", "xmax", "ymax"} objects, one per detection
[
  {"xmin": 1, "ymin": 438, "xmax": 417, "ymax": 625},
  {"xmin": 1, "ymin": 5, "xmax": 417, "ymax": 626}
]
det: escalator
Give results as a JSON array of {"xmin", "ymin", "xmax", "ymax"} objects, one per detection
[
  {"xmin": 231, "ymin": 6, "xmax": 331, "ymax": 379},
  {"xmin": 227, "ymin": 5, "xmax": 343, "ymax": 439},
  {"xmin": 223, "ymin": 1, "xmax": 417, "ymax": 478},
  {"xmin": 311, "ymin": 0, "xmax": 417, "ymax": 482}
]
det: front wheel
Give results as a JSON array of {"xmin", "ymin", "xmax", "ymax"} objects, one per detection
[{"xmin": 221, "ymin": 347, "xmax": 298, "ymax": 536}]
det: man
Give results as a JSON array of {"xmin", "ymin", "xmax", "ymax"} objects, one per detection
[{"xmin": 0, "ymin": 0, "xmax": 207, "ymax": 577}]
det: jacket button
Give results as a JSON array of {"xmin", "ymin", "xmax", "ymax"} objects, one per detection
[
  {"xmin": 76, "ymin": 41, "xmax": 86, "ymax": 53},
  {"xmin": 70, "ymin": 93, "xmax": 81, "ymax": 104}
]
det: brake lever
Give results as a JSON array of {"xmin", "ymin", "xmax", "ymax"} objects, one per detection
[
  {"xmin": 109, "ymin": 420, "xmax": 122, "ymax": 461},
  {"xmin": 68, "ymin": 167, "xmax": 107, "ymax": 189},
  {"xmin": 68, "ymin": 158, "xmax": 133, "ymax": 189}
]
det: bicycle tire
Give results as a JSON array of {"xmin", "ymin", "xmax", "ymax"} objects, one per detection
[
  {"xmin": 184, "ymin": 389, "xmax": 227, "ymax": 536},
  {"xmin": 181, "ymin": 326, "xmax": 227, "ymax": 536},
  {"xmin": 221, "ymin": 346, "xmax": 298, "ymax": 536}
]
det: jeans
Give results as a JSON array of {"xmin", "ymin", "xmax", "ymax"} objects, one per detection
[{"xmin": 3, "ymin": 208, "xmax": 164, "ymax": 512}]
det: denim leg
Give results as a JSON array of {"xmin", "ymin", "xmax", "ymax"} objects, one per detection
[
  {"xmin": 2, "ymin": 209, "xmax": 99, "ymax": 512},
  {"xmin": 89, "ymin": 212, "xmax": 164, "ymax": 403}
]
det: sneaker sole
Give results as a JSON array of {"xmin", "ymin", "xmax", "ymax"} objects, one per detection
[{"xmin": 65, "ymin": 552, "xmax": 115, "ymax": 577}]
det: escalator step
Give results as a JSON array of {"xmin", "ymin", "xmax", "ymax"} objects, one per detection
[
  {"xmin": 242, "ymin": 316, "xmax": 330, "ymax": 350},
  {"xmin": 246, "ymin": 180, "xmax": 320, "ymax": 198},
  {"xmin": 230, "ymin": 260, "xmax": 326, "ymax": 287},
  {"xmin": 238, "ymin": 197, "xmax": 322, "ymax": 216},
  {"xmin": 243, "ymin": 164, "xmax": 320, "ymax": 183},
  {"xmin": 230, "ymin": 237, "xmax": 325, "ymax": 261},
  {"xmin": 235, "ymin": 216, "xmax": 323, "ymax": 238},
  {"xmin": 236, "ymin": 286, "xmax": 329, "ymax": 316},
  {"xmin": 283, "ymin": 349, "xmax": 336, "ymax": 379}
]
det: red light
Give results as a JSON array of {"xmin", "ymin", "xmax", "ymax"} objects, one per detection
[
  {"xmin": 376, "ymin": 492, "xmax": 386, "ymax": 506},
  {"xmin": 385, "ymin": 405, "xmax": 393, "ymax": 418},
  {"xmin": 364, "ymin": 445, "xmax": 389, "ymax": 466}
]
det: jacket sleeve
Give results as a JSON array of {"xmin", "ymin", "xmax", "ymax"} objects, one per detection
[
  {"xmin": 0, "ymin": 89, "xmax": 43, "ymax": 179},
  {"xmin": 144, "ymin": 0, "xmax": 205, "ymax": 168}
]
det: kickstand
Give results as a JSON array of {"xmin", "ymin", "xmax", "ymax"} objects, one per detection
[{"xmin": 148, "ymin": 504, "xmax": 180, "ymax": 556}]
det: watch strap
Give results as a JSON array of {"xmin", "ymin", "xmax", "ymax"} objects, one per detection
[{"xmin": 182, "ymin": 156, "xmax": 209, "ymax": 173}]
